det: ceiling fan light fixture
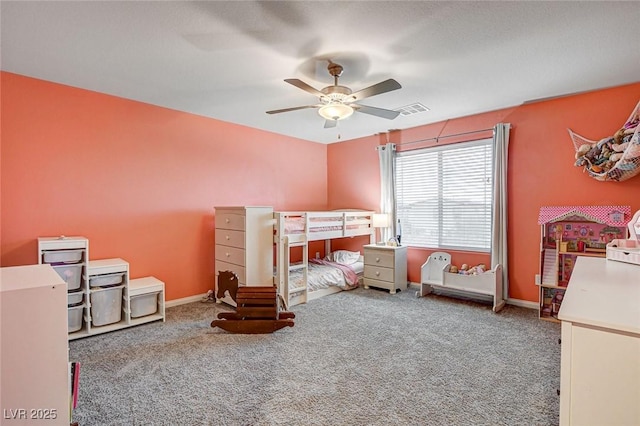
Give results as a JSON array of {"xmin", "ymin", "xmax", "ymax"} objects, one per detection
[{"xmin": 318, "ymin": 103, "xmax": 354, "ymax": 121}]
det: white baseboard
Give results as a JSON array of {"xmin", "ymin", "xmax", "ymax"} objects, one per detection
[
  {"xmin": 505, "ymin": 298, "xmax": 538, "ymax": 310},
  {"xmin": 408, "ymin": 282, "xmax": 537, "ymax": 310},
  {"xmin": 165, "ymin": 293, "xmax": 207, "ymax": 308}
]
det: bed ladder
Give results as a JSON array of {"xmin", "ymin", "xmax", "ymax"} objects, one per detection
[{"xmin": 276, "ymin": 235, "xmax": 308, "ymax": 309}]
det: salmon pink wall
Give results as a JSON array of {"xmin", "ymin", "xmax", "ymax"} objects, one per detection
[
  {"xmin": 1, "ymin": 72, "xmax": 328, "ymax": 301},
  {"xmin": 328, "ymin": 83, "xmax": 640, "ymax": 303}
]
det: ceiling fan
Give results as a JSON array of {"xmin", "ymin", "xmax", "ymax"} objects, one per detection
[{"xmin": 266, "ymin": 61, "xmax": 402, "ymax": 128}]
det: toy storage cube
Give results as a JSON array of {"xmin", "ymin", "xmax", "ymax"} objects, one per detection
[{"xmin": 129, "ymin": 276, "xmax": 165, "ymax": 322}]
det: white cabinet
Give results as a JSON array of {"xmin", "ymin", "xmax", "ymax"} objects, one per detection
[
  {"xmin": 363, "ymin": 244, "xmax": 407, "ymax": 294},
  {"xmin": 558, "ymin": 257, "xmax": 640, "ymax": 426},
  {"xmin": 1, "ymin": 265, "xmax": 70, "ymax": 425},
  {"xmin": 214, "ymin": 206, "xmax": 274, "ymax": 306}
]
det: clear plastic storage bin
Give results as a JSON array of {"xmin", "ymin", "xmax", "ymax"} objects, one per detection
[
  {"xmin": 68, "ymin": 304, "xmax": 84, "ymax": 333},
  {"xmin": 130, "ymin": 292, "xmax": 159, "ymax": 318},
  {"xmin": 67, "ymin": 290, "xmax": 83, "ymax": 306},
  {"xmin": 42, "ymin": 249, "xmax": 84, "ymax": 264},
  {"xmin": 89, "ymin": 272, "xmax": 125, "ymax": 288},
  {"xmin": 90, "ymin": 285, "xmax": 124, "ymax": 326},
  {"xmin": 52, "ymin": 264, "xmax": 83, "ymax": 290}
]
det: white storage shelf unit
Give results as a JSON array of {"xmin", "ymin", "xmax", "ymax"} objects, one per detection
[
  {"xmin": 70, "ymin": 258, "xmax": 165, "ymax": 340},
  {"xmin": 37, "ymin": 237, "xmax": 166, "ymax": 339},
  {"xmin": 38, "ymin": 236, "xmax": 90, "ymax": 336},
  {"xmin": 83, "ymin": 258, "xmax": 130, "ymax": 337}
]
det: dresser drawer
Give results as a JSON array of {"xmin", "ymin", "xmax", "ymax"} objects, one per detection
[
  {"xmin": 215, "ymin": 260, "xmax": 246, "ymax": 285},
  {"xmin": 215, "ymin": 229, "xmax": 246, "ymax": 249},
  {"xmin": 215, "ymin": 245, "xmax": 245, "ymax": 267},
  {"xmin": 364, "ymin": 265, "xmax": 395, "ymax": 283},
  {"xmin": 364, "ymin": 250, "xmax": 395, "ymax": 269},
  {"xmin": 216, "ymin": 213, "xmax": 245, "ymax": 231},
  {"xmin": 363, "ymin": 277, "xmax": 395, "ymax": 292}
]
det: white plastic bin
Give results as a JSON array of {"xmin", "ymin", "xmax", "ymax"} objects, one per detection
[
  {"xmin": 52, "ymin": 264, "xmax": 83, "ymax": 290},
  {"xmin": 89, "ymin": 272, "xmax": 125, "ymax": 288},
  {"xmin": 90, "ymin": 285, "xmax": 124, "ymax": 326},
  {"xmin": 67, "ymin": 290, "xmax": 83, "ymax": 306},
  {"xmin": 42, "ymin": 249, "xmax": 83, "ymax": 264},
  {"xmin": 68, "ymin": 304, "xmax": 84, "ymax": 333},
  {"xmin": 130, "ymin": 292, "xmax": 159, "ymax": 318}
]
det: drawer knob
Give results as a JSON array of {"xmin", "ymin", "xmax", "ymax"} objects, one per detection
[
  {"xmin": 225, "ymin": 253, "xmax": 230, "ymax": 257},
  {"xmin": 225, "ymin": 235, "xmax": 230, "ymax": 240},
  {"xmin": 375, "ymin": 271, "xmax": 380, "ymax": 276},
  {"xmin": 375, "ymin": 257, "xmax": 380, "ymax": 262},
  {"xmin": 225, "ymin": 218, "xmax": 230, "ymax": 223}
]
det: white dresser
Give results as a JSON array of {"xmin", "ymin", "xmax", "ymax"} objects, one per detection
[
  {"xmin": 214, "ymin": 206, "xmax": 274, "ymax": 306},
  {"xmin": 363, "ymin": 244, "xmax": 408, "ymax": 294},
  {"xmin": 558, "ymin": 257, "xmax": 640, "ymax": 426}
]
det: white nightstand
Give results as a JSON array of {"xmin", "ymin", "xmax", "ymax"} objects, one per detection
[{"xmin": 363, "ymin": 244, "xmax": 408, "ymax": 294}]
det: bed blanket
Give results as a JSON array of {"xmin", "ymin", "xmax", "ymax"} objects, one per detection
[{"xmin": 309, "ymin": 258, "xmax": 359, "ymax": 286}]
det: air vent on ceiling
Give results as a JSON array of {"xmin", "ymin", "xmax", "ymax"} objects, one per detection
[{"xmin": 395, "ymin": 102, "xmax": 430, "ymax": 116}]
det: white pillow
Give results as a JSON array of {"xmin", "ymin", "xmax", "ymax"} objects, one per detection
[{"xmin": 328, "ymin": 250, "xmax": 361, "ymax": 265}]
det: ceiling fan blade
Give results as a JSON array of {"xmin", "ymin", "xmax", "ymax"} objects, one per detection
[
  {"xmin": 349, "ymin": 79, "xmax": 402, "ymax": 101},
  {"xmin": 266, "ymin": 105, "xmax": 319, "ymax": 114},
  {"xmin": 324, "ymin": 119, "xmax": 337, "ymax": 129},
  {"xmin": 284, "ymin": 79, "xmax": 325, "ymax": 97},
  {"xmin": 353, "ymin": 104, "xmax": 400, "ymax": 120}
]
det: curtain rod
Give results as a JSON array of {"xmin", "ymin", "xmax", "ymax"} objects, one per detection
[{"xmin": 394, "ymin": 127, "xmax": 494, "ymax": 147}]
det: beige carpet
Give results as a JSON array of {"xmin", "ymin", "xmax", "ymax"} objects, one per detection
[{"xmin": 69, "ymin": 286, "xmax": 561, "ymax": 425}]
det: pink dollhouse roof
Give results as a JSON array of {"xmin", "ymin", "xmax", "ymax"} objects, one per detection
[{"xmin": 538, "ymin": 205, "xmax": 631, "ymax": 226}]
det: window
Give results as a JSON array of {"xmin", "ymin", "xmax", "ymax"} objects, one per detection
[{"xmin": 395, "ymin": 138, "xmax": 493, "ymax": 251}]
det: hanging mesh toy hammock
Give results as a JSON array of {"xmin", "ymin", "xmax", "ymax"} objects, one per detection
[{"xmin": 570, "ymin": 100, "xmax": 640, "ymax": 182}]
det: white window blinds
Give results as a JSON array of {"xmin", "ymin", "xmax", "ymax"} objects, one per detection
[{"xmin": 396, "ymin": 138, "xmax": 493, "ymax": 251}]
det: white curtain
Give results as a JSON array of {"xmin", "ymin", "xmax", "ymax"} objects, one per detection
[
  {"xmin": 491, "ymin": 123, "xmax": 511, "ymax": 298},
  {"xmin": 377, "ymin": 143, "xmax": 396, "ymax": 243}
]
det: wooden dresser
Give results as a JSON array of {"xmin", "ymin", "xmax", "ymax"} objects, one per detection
[
  {"xmin": 214, "ymin": 206, "xmax": 274, "ymax": 306},
  {"xmin": 558, "ymin": 256, "xmax": 640, "ymax": 426},
  {"xmin": 363, "ymin": 244, "xmax": 408, "ymax": 294}
]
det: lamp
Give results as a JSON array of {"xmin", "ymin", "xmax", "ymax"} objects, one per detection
[
  {"xmin": 372, "ymin": 213, "xmax": 390, "ymax": 244},
  {"xmin": 318, "ymin": 103, "xmax": 354, "ymax": 121}
]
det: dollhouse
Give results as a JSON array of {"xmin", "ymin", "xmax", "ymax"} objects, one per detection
[{"xmin": 537, "ymin": 205, "xmax": 631, "ymax": 321}]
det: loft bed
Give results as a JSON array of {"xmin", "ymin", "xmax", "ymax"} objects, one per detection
[{"xmin": 273, "ymin": 210, "xmax": 375, "ymax": 307}]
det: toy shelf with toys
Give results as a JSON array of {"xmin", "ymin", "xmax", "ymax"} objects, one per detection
[
  {"xmin": 536, "ymin": 205, "xmax": 631, "ymax": 322},
  {"xmin": 419, "ymin": 251, "xmax": 505, "ymax": 313}
]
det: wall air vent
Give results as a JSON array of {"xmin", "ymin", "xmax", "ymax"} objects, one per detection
[{"xmin": 395, "ymin": 102, "xmax": 430, "ymax": 116}]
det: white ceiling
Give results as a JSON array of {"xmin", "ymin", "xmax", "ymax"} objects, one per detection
[{"xmin": 2, "ymin": 1, "xmax": 639, "ymax": 144}]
